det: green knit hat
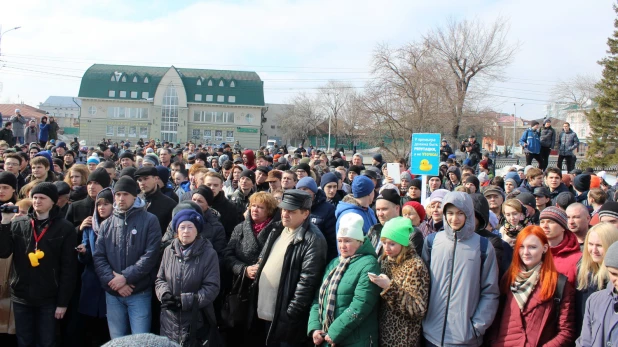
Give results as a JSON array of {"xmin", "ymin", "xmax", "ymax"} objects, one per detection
[{"xmin": 381, "ymin": 217, "xmax": 413, "ymax": 247}]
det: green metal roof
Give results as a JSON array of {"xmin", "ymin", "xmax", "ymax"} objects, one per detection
[{"xmin": 78, "ymin": 64, "xmax": 265, "ymax": 106}]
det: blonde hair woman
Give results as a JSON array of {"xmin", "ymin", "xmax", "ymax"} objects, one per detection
[
  {"xmin": 575, "ymin": 222, "xmax": 618, "ymax": 332},
  {"xmin": 499, "ymin": 199, "xmax": 530, "ymax": 247}
]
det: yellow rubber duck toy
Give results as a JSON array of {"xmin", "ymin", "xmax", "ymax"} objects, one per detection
[
  {"xmin": 28, "ymin": 249, "xmax": 45, "ymax": 267},
  {"xmin": 419, "ymin": 159, "xmax": 432, "ymax": 172}
]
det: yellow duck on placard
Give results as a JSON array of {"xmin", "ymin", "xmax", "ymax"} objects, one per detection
[
  {"xmin": 419, "ymin": 159, "xmax": 432, "ymax": 172},
  {"xmin": 28, "ymin": 249, "xmax": 45, "ymax": 267}
]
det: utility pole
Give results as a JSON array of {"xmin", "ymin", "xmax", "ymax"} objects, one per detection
[{"xmin": 0, "ymin": 25, "xmax": 22, "ymax": 57}]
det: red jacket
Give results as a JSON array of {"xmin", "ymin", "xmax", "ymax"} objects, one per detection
[
  {"xmin": 551, "ymin": 231, "xmax": 582, "ymax": 285},
  {"xmin": 487, "ymin": 277, "xmax": 576, "ymax": 347}
]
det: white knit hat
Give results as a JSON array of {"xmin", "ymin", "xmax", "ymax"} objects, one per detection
[{"xmin": 337, "ymin": 213, "xmax": 364, "ymax": 241}]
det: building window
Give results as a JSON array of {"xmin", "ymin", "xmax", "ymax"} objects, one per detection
[
  {"xmin": 129, "ymin": 126, "xmax": 137, "ymax": 137},
  {"xmin": 108, "ymin": 90, "xmax": 115, "ymax": 97},
  {"xmin": 217, "ymin": 95, "xmax": 224, "ymax": 103},
  {"xmin": 133, "ymin": 76, "xmax": 138, "ymax": 83},
  {"xmin": 117, "ymin": 126, "xmax": 126, "ymax": 136},
  {"xmin": 106, "ymin": 125, "xmax": 114, "ymax": 136},
  {"xmin": 193, "ymin": 111, "xmax": 213, "ymax": 122},
  {"xmin": 215, "ymin": 130, "xmax": 223, "ymax": 141},
  {"xmin": 230, "ymin": 81, "xmax": 235, "ymax": 88},
  {"xmin": 228, "ymin": 96, "xmax": 236, "ymax": 103},
  {"xmin": 245, "ymin": 113, "xmax": 254, "ymax": 124},
  {"xmin": 128, "ymin": 108, "xmax": 149, "ymax": 119},
  {"xmin": 207, "ymin": 80, "xmax": 213, "ymax": 87},
  {"xmin": 121, "ymin": 76, "xmax": 126, "ymax": 82},
  {"xmin": 130, "ymin": 91, "xmax": 138, "ymax": 98},
  {"xmin": 161, "ymin": 84, "xmax": 179, "ymax": 143},
  {"xmin": 219, "ymin": 80, "xmax": 224, "ymax": 87},
  {"xmin": 192, "ymin": 129, "xmax": 201, "ymax": 139},
  {"xmin": 197, "ymin": 79, "xmax": 202, "ymax": 86},
  {"xmin": 88, "ymin": 106, "xmax": 97, "ymax": 116},
  {"xmin": 215, "ymin": 112, "xmax": 223, "ymax": 123},
  {"xmin": 139, "ymin": 127, "xmax": 148, "ymax": 138},
  {"xmin": 144, "ymin": 76, "xmax": 149, "ymax": 83},
  {"xmin": 142, "ymin": 92, "xmax": 149, "ymax": 99},
  {"xmin": 206, "ymin": 95, "xmax": 213, "ymax": 102},
  {"xmin": 223, "ymin": 112, "xmax": 234, "ymax": 123},
  {"xmin": 119, "ymin": 91, "xmax": 127, "ymax": 98},
  {"xmin": 110, "ymin": 75, "xmax": 116, "ymax": 82},
  {"xmin": 226, "ymin": 131, "xmax": 234, "ymax": 142},
  {"xmin": 203, "ymin": 130, "xmax": 212, "ymax": 141},
  {"xmin": 195, "ymin": 94, "xmax": 202, "ymax": 102}
]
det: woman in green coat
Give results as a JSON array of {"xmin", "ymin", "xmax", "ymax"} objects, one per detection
[{"xmin": 308, "ymin": 213, "xmax": 381, "ymax": 347}]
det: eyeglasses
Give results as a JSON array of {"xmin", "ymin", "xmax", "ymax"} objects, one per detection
[{"xmin": 4, "ymin": 162, "xmax": 18, "ymax": 167}]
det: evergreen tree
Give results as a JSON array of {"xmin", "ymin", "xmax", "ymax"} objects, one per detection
[{"xmin": 585, "ymin": 4, "xmax": 618, "ymax": 167}]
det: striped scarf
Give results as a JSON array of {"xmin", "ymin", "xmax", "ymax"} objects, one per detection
[
  {"xmin": 318, "ymin": 255, "xmax": 358, "ymax": 332},
  {"xmin": 511, "ymin": 262, "xmax": 542, "ymax": 311}
]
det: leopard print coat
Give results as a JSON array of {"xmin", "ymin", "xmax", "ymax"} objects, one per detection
[{"xmin": 379, "ymin": 247, "xmax": 430, "ymax": 347}]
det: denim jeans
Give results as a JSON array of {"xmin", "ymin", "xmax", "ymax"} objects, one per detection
[
  {"xmin": 13, "ymin": 301, "xmax": 57, "ymax": 347},
  {"xmin": 13, "ymin": 136, "xmax": 24, "ymax": 145},
  {"xmin": 105, "ymin": 291, "xmax": 152, "ymax": 339}
]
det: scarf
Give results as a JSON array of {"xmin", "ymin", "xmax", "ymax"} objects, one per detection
[
  {"xmin": 511, "ymin": 262, "xmax": 542, "ymax": 310},
  {"xmin": 318, "ymin": 255, "xmax": 359, "ymax": 332},
  {"xmin": 502, "ymin": 214, "xmax": 531, "ymax": 238},
  {"xmin": 252, "ymin": 217, "xmax": 272, "ymax": 237}
]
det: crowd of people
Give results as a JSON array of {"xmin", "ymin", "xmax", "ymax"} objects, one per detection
[{"xmin": 0, "ymin": 121, "xmax": 616, "ymax": 346}]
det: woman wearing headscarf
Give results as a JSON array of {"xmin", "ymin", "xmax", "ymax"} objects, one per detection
[
  {"xmin": 486, "ymin": 225, "xmax": 576, "ymax": 346},
  {"xmin": 308, "ymin": 213, "xmax": 380, "ymax": 346},
  {"xmin": 155, "ymin": 209, "xmax": 220, "ymax": 345}
]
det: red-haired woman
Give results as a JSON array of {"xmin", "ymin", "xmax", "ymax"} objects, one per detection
[{"xmin": 486, "ymin": 225, "xmax": 576, "ymax": 346}]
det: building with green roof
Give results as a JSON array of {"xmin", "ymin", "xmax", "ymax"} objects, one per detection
[{"xmin": 78, "ymin": 64, "xmax": 265, "ymax": 147}]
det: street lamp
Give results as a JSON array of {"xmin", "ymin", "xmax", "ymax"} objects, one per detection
[{"xmin": 0, "ymin": 26, "xmax": 21, "ymax": 57}]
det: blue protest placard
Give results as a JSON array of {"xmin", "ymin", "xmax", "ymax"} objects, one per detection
[{"xmin": 410, "ymin": 133, "xmax": 441, "ymax": 176}]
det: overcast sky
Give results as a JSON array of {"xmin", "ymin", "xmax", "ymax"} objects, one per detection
[{"xmin": 0, "ymin": 0, "xmax": 614, "ymax": 119}]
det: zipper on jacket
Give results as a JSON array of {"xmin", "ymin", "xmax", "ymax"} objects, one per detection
[{"xmin": 441, "ymin": 232, "xmax": 457, "ymax": 347}]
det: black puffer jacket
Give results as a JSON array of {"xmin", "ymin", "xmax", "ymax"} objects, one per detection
[
  {"xmin": 155, "ymin": 237, "xmax": 220, "ymax": 345},
  {"xmin": 211, "ymin": 191, "xmax": 240, "ymax": 241},
  {"xmin": 223, "ymin": 210, "xmax": 281, "ymax": 277},
  {"xmin": 309, "ymin": 189, "xmax": 337, "ymax": 261},
  {"xmin": 143, "ymin": 188, "xmax": 177, "ymax": 235},
  {"xmin": 0, "ymin": 205, "xmax": 77, "ymax": 307},
  {"xmin": 250, "ymin": 219, "xmax": 328, "ymax": 345}
]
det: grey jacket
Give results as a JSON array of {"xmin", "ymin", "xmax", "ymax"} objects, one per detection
[
  {"xmin": 540, "ymin": 126, "xmax": 556, "ymax": 148},
  {"xmin": 9, "ymin": 115, "xmax": 27, "ymax": 137},
  {"xmin": 558, "ymin": 129, "xmax": 580, "ymax": 157},
  {"xmin": 421, "ymin": 192, "xmax": 500, "ymax": 347},
  {"xmin": 94, "ymin": 197, "xmax": 162, "ymax": 295},
  {"xmin": 577, "ymin": 282, "xmax": 618, "ymax": 347},
  {"xmin": 155, "ymin": 238, "xmax": 220, "ymax": 344},
  {"xmin": 23, "ymin": 125, "xmax": 38, "ymax": 144}
]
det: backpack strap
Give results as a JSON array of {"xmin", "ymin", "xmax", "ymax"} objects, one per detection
[
  {"xmin": 480, "ymin": 236, "xmax": 488, "ymax": 274},
  {"xmin": 426, "ymin": 232, "xmax": 437, "ymax": 266},
  {"xmin": 554, "ymin": 274, "xmax": 567, "ymax": 321}
]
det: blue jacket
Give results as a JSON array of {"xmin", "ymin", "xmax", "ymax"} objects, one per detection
[
  {"xmin": 93, "ymin": 197, "xmax": 162, "ymax": 296},
  {"xmin": 38, "ymin": 123, "xmax": 49, "ymax": 142},
  {"xmin": 310, "ymin": 189, "xmax": 337, "ymax": 261},
  {"xmin": 77, "ymin": 188, "xmax": 111, "ymax": 318},
  {"xmin": 577, "ymin": 282, "xmax": 618, "ymax": 347},
  {"xmin": 519, "ymin": 128, "xmax": 541, "ymax": 154},
  {"xmin": 334, "ymin": 195, "xmax": 377, "ymax": 236}
]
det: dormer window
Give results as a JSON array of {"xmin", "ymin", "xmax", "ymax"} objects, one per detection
[
  {"xmin": 121, "ymin": 75, "xmax": 126, "ymax": 82},
  {"xmin": 144, "ymin": 76, "xmax": 149, "ymax": 83},
  {"xmin": 197, "ymin": 79, "xmax": 202, "ymax": 86},
  {"xmin": 110, "ymin": 75, "xmax": 116, "ymax": 82},
  {"xmin": 219, "ymin": 80, "xmax": 224, "ymax": 87},
  {"xmin": 207, "ymin": 79, "xmax": 213, "ymax": 87},
  {"xmin": 230, "ymin": 81, "xmax": 235, "ymax": 88},
  {"xmin": 133, "ymin": 76, "xmax": 138, "ymax": 83}
]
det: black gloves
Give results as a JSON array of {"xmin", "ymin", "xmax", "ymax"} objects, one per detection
[{"xmin": 161, "ymin": 292, "xmax": 181, "ymax": 311}]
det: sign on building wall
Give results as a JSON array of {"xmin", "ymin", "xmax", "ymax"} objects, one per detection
[{"xmin": 237, "ymin": 127, "xmax": 258, "ymax": 133}]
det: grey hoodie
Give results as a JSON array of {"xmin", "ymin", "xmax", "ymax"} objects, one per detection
[
  {"xmin": 93, "ymin": 196, "xmax": 162, "ymax": 295},
  {"xmin": 422, "ymin": 192, "xmax": 500, "ymax": 347}
]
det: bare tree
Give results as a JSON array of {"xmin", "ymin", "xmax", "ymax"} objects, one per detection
[
  {"xmin": 551, "ymin": 74, "xmax": 599, "ymax": 108},
  {"xmin": 424, "ymin": 17, "xmax": 519, "ymax": 140},
  {"xmin": 319, "ymin": 81, "xmax": 355, "ymax": 147},
  {"xmin": 278, "ymin": 93, "xmax": 323, "ymax": 146}
]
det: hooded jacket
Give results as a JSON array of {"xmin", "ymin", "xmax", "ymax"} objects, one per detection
[
  {"xmin": 23, "ymin": 124, "xmax": 39, "ymax": 144},
  {"xmin": 78, "ymin": 188, "xmax": 111, "ymax": 318},
  {"xmin": 325, "ymin": 190, "xmax": 345, "ymax": 208},
  {"xmin": 549, "ymin": 183, "xmax": 570, "ymax": 205},
  {"xmin": 558, "ymin": 129, "xmax": 580, "ymax": 157},
  {"xmin": 378, "ymin": 239, "xmax": 430, "ymax": 347},
  {"xmin": 519, "ymin": 128, "xmax": 541, "ymax": 154},
  {"xmin": 155, "ymin": 237, "xmax": 220, "ymax": 344},
  {"xmin": 577, "ymin": 281, "xmax": 618, "ymax": 347},
  {"xmin": 444, "ymin": 166, "xmax": 462, "ymax": 191},
  {"xmin": 93, "ymin": 197, "xmax": 162, "ymax": 296},
  {"xmin": 334, "ymin": 195, "xmax": 377, "ymax": 236},
  {"xmin": 551, "ymin": 230, "xmax": 582, "ymax": 285},
  {"xmin": 0, "ymin": 205, "xmax": 77, "ymax": 307},
  {"xmin": 243, "ymin": 150, "xmax": 256, "ymax": 171},
  {"xmin": 421, "ymin": 192, "xmax": 500, "ymax": 347},
  {"xmin": 307, "ymin": 239, "xmax": 381, "ymax": 347},
  {"xmin": 38, "ymin": 122, "xmax": 49, "ymax": 142},
  {"xmin": 310, "ymin": 189, "xmax": 337, "ymax": 261},
  {"xmin": 9, "ymin": 114, "xmax": 26, "ymax": 138}
]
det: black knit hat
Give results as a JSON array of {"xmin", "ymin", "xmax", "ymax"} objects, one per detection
[
  {"xmin": 88, "ymin": 168, "xmax": 111, "ymax": 188},
  {"xmin": 410, "ymin": 178, "xmax": 422, "ymax": 189},
  {"xmin": 296, "ymin": 163, "xmax": 311, "ymax": 175},
  {"xmin": 348, "ymin": 165, "xmax": 362, "ymax": 175},
  {"xmin": 240, "ymin": 169, "xmax": 256, "ymax": 185},
  {"xmin": 193, "ymin": 185, "xmax": 214, "ymax": 206},
  {"xmin": 599, "ymin": 202, "xmax": 618, "ymax": 221},
  {"xmin": 119, "ymin": 151, "xmax": 134, "ymax": 161},
  {"xmin": 573, "ymin": 174, "xmax": 591, "ymax": 193},
  {"xmin": 119, "ymin": 167, "xmax": 137, "ymax": 179},
  {"xmin": 114, "ymin": 176, "xmax": 139, "ymax": 197},
  {"xmin": 0, "ymin": 172, "xmax": 17, "ymax": 190},
  {"xmin": 31, "ymin": 182, "xmax": 59, "ymax": 203},
  {"xmin": 376, "ymin": 188, "xmax": 400, "ymax": 206},
  {"xmin": 54, "ymin": 181, "xmax": 71, "ymax": 196}
]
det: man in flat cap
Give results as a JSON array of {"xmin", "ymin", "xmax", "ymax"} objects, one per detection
[{"xmin": 250, "ymin": 189, "xmax": 327, "ymax": 346}]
